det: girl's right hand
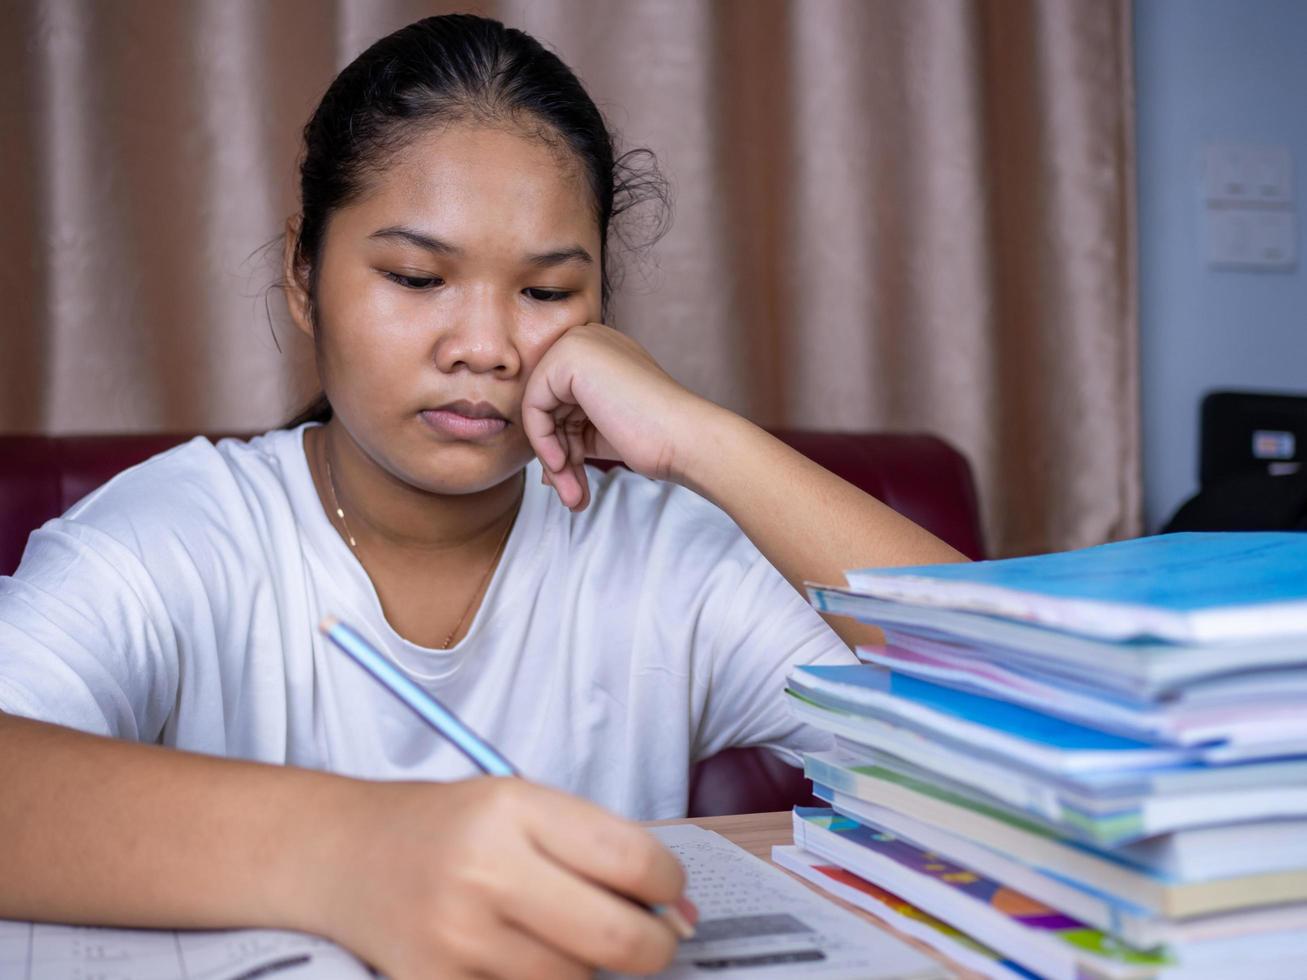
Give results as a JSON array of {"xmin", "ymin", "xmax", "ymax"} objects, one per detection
[{"xmin": 310, "ymin": 776, "xmax": 695, "ymax": 979}]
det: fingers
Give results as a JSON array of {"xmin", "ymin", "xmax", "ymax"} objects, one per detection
[
  {"xmin": 521, "ymin": 356, "xmax": 574, "ymax": 473},
  {"xmin": 552, "ymin": 466, "xmax": 590, "ymax": 512},
  {"xmin": 538, "ymin": 410, "xmax": 592, "ymax": 511},
  {"xmin": 524, "ymin": 792, "xmax": 687, "ymax": 909},
  {"xmin": 525, "ymin": 417, "xmax": 568, "ymax": 475},
  {"xmin": 338, "ymin": 779, "xmax": 683, "ymax": 980},
  {"xmin": 474, "ymin": 919, "xmax": 590, "ymax": 980},
  {"xmin": 565, "ymin": 418, "xmax": 588, "ymax": 468},
  {"xmin": 523, "ymin": 364, "xmax": 593, "ymax": 511},
  {"xmin": 539, "ymin": 456, "xmax": 589, "ymax": 511},
  {"xmin": 500, "ymin": 848, "xmax": 680, "ymax": 975},
  {"xmin": 394, "ymin": 892, "xmax": 589, "ymax": 980},
  {"xmin": 563, "ymin": 421, "xmax": 592, "ymax": 510},
  {"xmin": 469, "ymin": 784, "xmax": 685, "ymax": 974}
]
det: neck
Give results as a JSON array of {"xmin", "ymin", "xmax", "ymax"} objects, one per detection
[{"xmin": 310, "ymin": 420, "xmax": 523, "ymax": 558}]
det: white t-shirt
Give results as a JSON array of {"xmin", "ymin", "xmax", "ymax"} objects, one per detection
[{"xmin": 0, "ymin": 424, "xmax": 854, "ymax": 819}]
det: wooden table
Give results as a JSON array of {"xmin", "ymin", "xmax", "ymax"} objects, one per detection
[{"xmin": 648, "ymin": 810, "xmax": 979, "ymax": 979}]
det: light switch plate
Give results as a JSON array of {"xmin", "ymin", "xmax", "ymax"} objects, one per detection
[
  {"xmin": 1201, "ymin": 143, "xmax": 1296, "ymax": 271},
  {"xmin": 1205, "ymin": 207, "xmax": 1297, "ymax": 270}
]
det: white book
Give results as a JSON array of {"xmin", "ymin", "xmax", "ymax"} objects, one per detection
[
  {"xmin": 818, "ymin": 786, "xmax": 1307, "ymax": 950},
  {"xmin": 804, "ymin": 751, "xmax": 1307, "ymax": 919},
  {"xmin": 807, "ymin": 587, "xmax": 1307, "ymax": 693},
  {"xmin": 788, "ymin": 692, "xmax": 1307, "ymax": 846},
  {"xmin": 791, "ymin": 810, "xmax": 1307, "ymax": 979},
  {"xmin": 854, "ymin": 637, "xmax": 1307, "ymax": 747},
  {"xmin": 790, "ymin": 810, "xmax": 1154, "ymax": 980},
  {"xmin": 834, "ymin": 738, "xmax": 1307, "ymax": 870},
  {"xmin": 772, "ymin": 845, "xmax": 1033, "ymax": 980},
  {"xmin": 787, "ymin": 667, "xmax": 1198, "ymax": 775}
]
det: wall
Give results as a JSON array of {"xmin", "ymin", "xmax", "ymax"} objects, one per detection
[{"xmin": 1135, "ymin": 0, "xmax": 1307, "ymax": 530}]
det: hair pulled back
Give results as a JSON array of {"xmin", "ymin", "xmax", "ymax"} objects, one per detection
[{"xmin": 286, "ymin": 13, "xmax": 667, "ymax": 426}]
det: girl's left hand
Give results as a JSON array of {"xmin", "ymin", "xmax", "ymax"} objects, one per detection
[{"xmin": 521, "ymin": 322, "xmax": 713, "ymax": 511}]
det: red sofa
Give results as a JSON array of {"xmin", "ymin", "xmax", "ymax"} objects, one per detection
[{"xmin": 0, "ymin": 430, "xmax": 984, "ymax": 816}]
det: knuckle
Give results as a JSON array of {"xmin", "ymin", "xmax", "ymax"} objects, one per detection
[
  {"xmin": 627, "ymin": 839, "xmax": 662, "ymax": 885},
  {"xmin": 595, "ymin": 823, "xmax": 661, "ymax": 887},
  {"xmin": 463, "ymin": 858, "xmax": 511, "ymax": 909},
  {"xmin": 668, "ymin": 852, "xmax": 687, "ymax": 893},
  {"xmin": 428, "ymin": 914, "xmax": 481, "ymax": 967},
  {"xmin": 625, "ymin": 834, "xmax": 675, "ymax": 894},
  {"xmin": 484, "ymin": 776, "xmax": 527, "ymax": 815}
]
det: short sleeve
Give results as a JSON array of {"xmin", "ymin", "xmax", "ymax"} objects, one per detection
[
  {"xmin": 693, "ymin": 549, "xmax": 857, "ymax": 765},
  {"xmin": 0, "ymin": 518, "xmax": 181, "ymax": 740}
]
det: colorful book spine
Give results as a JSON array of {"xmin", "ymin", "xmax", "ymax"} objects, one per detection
[
  {"xmin": 792, "ymin": 808, "xmax": 1171, "ymax": 980},
  {"xmin": 772, "ymin": 844, "xmax": 1039, "ymax": 980}
]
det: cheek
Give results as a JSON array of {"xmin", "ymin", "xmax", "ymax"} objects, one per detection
[
  {"xmin": 515, "ymin": 304, "xmax": 588, "ymax": 373},
  {"xmin": 515, "ymin": 270, "xmax": 602, "ymax": 371},
  {"xmin": 317, "ymin": 271, "xmax": 415, "ymax": 370}
]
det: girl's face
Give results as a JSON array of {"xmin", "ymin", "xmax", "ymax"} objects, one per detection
[{"xmin": 296, "ymin": 122, "xmax": 604, "ymax": 495}]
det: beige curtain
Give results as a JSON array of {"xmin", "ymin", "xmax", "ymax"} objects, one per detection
[{"xmin": 0, "ymin": 0, "xmax": 1139, "ymax": 557}]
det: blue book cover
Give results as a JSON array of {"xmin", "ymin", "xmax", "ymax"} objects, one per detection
[
  {"xmin": 843, "ymin": 532, "xmax": 1307, "ymax": 642},
  {"xmin": 850, "ymin": 533, "xmax": 1307, "ymax": 610},
  {"xmin": 791, "ymin": 665, "xmax": 1181, "ymax": 756}
]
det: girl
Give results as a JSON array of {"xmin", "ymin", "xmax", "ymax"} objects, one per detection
[{"xmin": 0, "ymin": 14, "xmax": 962, "ymax": 979}]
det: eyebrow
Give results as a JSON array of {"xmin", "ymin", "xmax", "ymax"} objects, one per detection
[{"xmin": 368, "ymin": 225, "xmax": 593, "ymax": 268}]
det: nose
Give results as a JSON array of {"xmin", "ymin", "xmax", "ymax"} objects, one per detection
[{"xmin": 431, "ymin": 286, "xmax": 521, "ymax": 378}]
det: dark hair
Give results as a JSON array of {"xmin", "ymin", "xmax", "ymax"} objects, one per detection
[{"xmin": 283, "ymin": 13, "xmax": 669, "ymax": 427}]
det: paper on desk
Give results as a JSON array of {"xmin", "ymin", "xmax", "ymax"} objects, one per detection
[
  {"xmin": 2, "ymin": 827, "xmax": 944, "ymax": 980},
  {"xmin": 601, "ymin": 824, "xmax": 947, "ymax": 979},
  {"xmin": 0, "ymin": 920, "xmax": 373, "ymax": 980}
]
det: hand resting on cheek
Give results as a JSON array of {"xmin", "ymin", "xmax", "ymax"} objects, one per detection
[{"xmin": 523, "ymin": 322, "xmax": 716, "ymax": 512}]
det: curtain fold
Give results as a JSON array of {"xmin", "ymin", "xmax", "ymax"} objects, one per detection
[{"xmin": 0, "ymin": 0, "xmax": 1139, "ymax": 555}]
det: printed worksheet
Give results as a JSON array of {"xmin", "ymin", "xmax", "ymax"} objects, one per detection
[
  {"xmin": 0, "ymin": 920, "xmax": 373, "ymax": 980},
  {"xmin": 603, "ymin": 824, "xmax": 948, "ymax": 979},
  {"xmin": 2, "ymin": 826, "xmax": 946, "ymax": 979}
]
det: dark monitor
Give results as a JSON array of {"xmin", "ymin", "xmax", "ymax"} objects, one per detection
[{"xmin": 1199, "ymin": 390, "xmax": 1307, "ymax": 488}]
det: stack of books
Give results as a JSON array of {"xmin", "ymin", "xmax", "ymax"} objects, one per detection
[{"xmin": 774, "ymin": 532, "xmax": 1307, "ymax": 979}]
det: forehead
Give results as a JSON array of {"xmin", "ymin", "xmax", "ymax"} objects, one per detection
[{"xmin": 347, "ymin": 122, "xmax": 599, "ymax": 248}]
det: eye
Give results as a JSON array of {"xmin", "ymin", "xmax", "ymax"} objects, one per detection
[
  {"xmin": 524, "ymin": 288, "xmax": 574, "ymax": 302},
  {"xmin": 382, "ymin": 271, "xmax": 443, "ymax": 290}
]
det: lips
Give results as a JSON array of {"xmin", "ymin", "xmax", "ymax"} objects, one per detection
[{"xmin": 419, "ymin": 400, "xmax": 510, "ymax": 441}]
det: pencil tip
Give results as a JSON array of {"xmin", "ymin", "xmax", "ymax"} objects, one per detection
[{"xmin": 319, "ymin": 614, "xmax": 339, "ymax": 634}]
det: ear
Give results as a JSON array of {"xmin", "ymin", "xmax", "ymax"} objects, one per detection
[{"xmin": 282, "ymin": 215, "xmax": 315, "ymax": 340}]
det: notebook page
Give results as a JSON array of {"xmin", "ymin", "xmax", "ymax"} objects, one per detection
[
  {"xmin": 0, "ymin": 920, "xmax": 373, "ymax": 980},
  {"xmin": 601, "ymin": 824, "xmax": 947, "ymax": 979}
]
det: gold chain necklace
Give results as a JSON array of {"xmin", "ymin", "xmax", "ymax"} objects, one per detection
[{"xmin": 324, "ymin": 443, "xmax": 520, "ymax": 649}]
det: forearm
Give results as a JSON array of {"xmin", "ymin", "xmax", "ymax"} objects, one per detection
[
  {"xmin": 0, "ymin": 712, "xmax": 353, "ymax": 932},
  {"xmin": 0, "ymin": 712, "xmax": 692, "ymax": 978},
  {"xmin": 682, "ymin": 409, "xmax": 968, "ymax": 643}
]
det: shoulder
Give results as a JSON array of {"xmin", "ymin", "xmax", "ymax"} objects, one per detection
[
  {"xmin": 551, "ymin": 462, "xmax": 758, "ymax": 573},
  {"xmin": 52, "ymin": 427, "xmax": 308, "ymax": 563},
  {"xmin": 68, "ymin": 429, "xmax": 298, "ymax": 518}
]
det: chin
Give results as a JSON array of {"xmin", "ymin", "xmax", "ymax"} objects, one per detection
[{"xmin": 408, "ymin": 443, "xmax": 531, "ymax": 496}]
